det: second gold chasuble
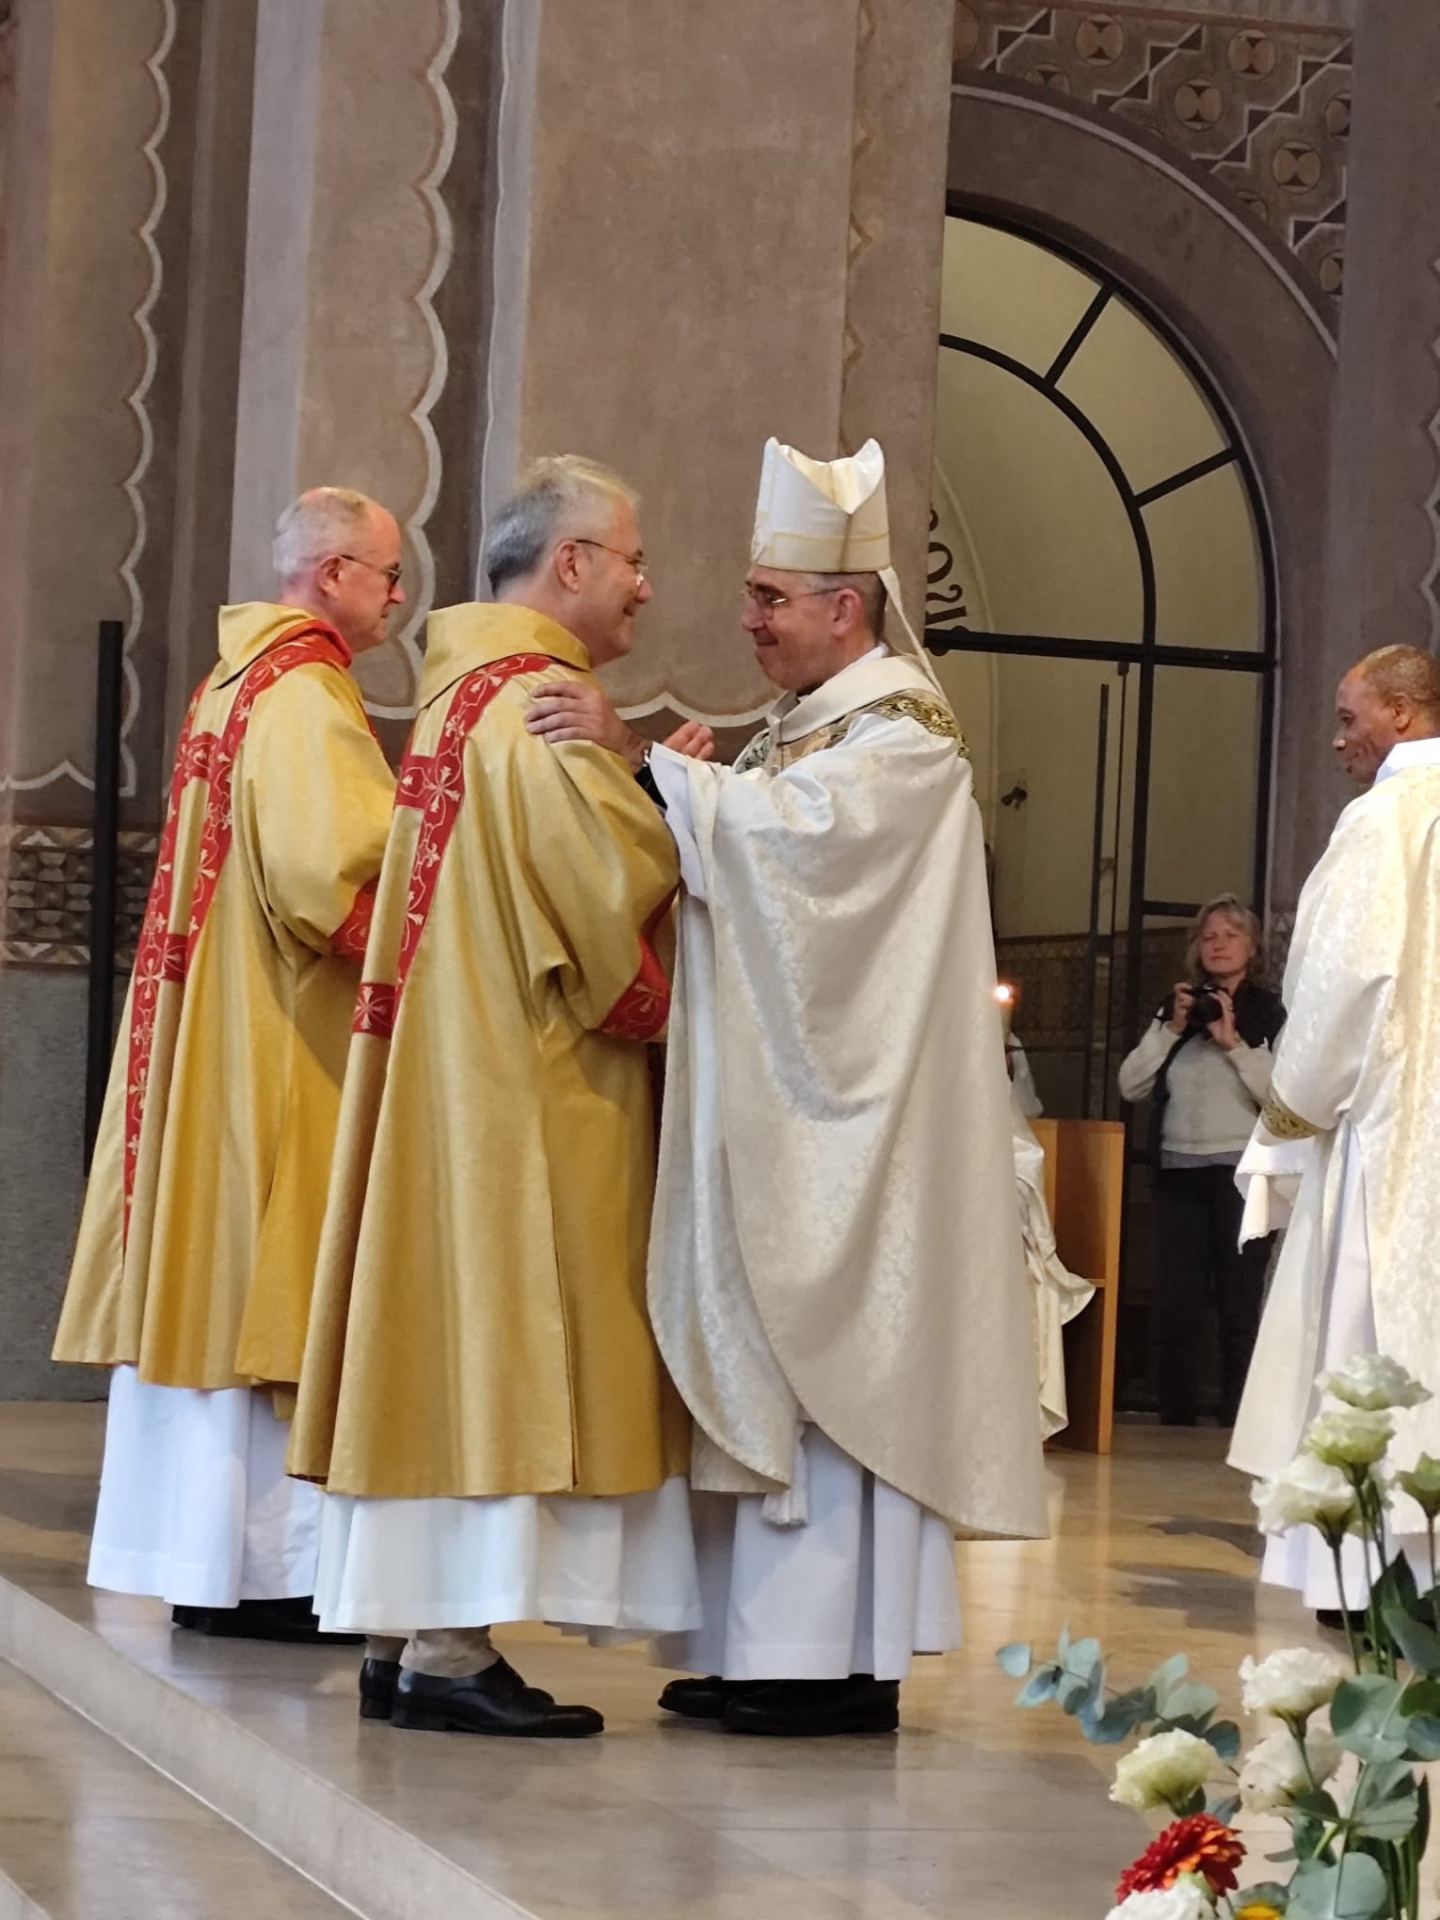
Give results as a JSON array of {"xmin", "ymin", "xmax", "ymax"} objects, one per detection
[
  {"xmin": 53, "ymin": 604, "xmax": 395, "ymax": 1392},
  {"xmin": 290, "ymin": 603, "xmax": 690, "ymax": 1501}
]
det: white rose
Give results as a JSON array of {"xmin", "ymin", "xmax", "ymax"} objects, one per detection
[
  {"xmin": 1110, "ymin": 1730, "xmax": 1216, "ymax": 1813},
  {"xmin": 1239, "ymin": 1647, "xmax": 1348, "ymax": 1720},
  {"xmin": 1305, "ymin": 1407, "xmax": 1394, "ymax": 1468},
  {"xmin": 1237, "ymin": 1727, "xmax": 1341, "ymax": 1814},
  {"xmin": 1321, "ymin": 1353, "xmax": 1431, "ymax": 1414},
  {"xmin": 1252, "ymin": 1455, "xmax": 1360, "ymax": 1536},
  {"xmin": 1105, "ymin": 1882, "xmax": 1215, "ymax": 1920}
]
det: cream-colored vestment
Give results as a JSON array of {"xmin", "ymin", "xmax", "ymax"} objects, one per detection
[
  {"xmin": 647, "ymin": 649, "xmax": 1048, "ymax": 1678},
  {"xmin": 53, "ymin": 603, "xmax": 394, "ymax": 1605},
  {"xmin": 1231, "ymin": 737, "xmax": 1440, "ymax": 1604}
]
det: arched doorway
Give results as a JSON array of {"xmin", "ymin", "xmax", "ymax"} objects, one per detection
[{"xmin": 926, "ymin": 210, "xmax": 1278, "ymax": 1412}]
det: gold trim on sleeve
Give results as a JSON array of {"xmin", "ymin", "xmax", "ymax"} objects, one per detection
[{"xmin": 1261, "ymin": 1093, "xmax": 1320, "ymax": 1141}]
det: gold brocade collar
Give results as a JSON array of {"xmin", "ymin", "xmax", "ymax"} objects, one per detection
[
  {"xmin": 214, "ymin": 603, "xmax": 349, "ymax": 686},
  {"xmin": 420, "ymin": 603, "xmax": 590, "ymax": 710},
  {"xmin": 771, "ymin": 651, "xmax": 935, "ymax": 746}
]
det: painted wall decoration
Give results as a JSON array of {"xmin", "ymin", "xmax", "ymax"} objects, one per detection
[{"xmin": 952, "ymin": 3, "xmax": 1351, "ymax": 305}]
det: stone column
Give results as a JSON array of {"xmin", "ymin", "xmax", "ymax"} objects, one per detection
[
  {"xmin": 229, "ymin": 0, "xmax": 470, "ymax": 726},
  {"xmin": 482, "ymin": 0, "xmax": 954, "ymax": 740},
  {"xmin": 0, "ymin": 0, "xmax": 195, "ymax": 1396},
  {"xmin": 1295, "ymin": 0, "xmax": 1440, "ymax": 892}
]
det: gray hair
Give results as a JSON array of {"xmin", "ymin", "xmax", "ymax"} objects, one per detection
[
  {"xmin": 483, "ymin": 455, "xmax": 638, "ymax": 595},
  {"xmin": 1186, "ymin": 893, "xmax": 1264, "ymax": 984},
  {"xmin": 272, "ymin": 487, "xmax": 382, "ymax": 582},
  {"xmin": 807, "ymin": 571, "xmax": 887, "ymax": 640}
]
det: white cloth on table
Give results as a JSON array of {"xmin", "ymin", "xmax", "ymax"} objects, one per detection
[
  {"xmin": 87, "ymin": 1365, "xmax": 321, "ymax": 1607},
  {"xmin": 312, "ymin": 1475, "xmax": 701, "ymax": 1636},
  {"xmin": 653, "ymin": 1425, "xmax": 960, "ymax": 1682}
]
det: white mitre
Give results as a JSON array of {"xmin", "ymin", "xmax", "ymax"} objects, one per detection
[{"xmin": 750, "ymin": 436, "xmax": 947, "ymax": 696}]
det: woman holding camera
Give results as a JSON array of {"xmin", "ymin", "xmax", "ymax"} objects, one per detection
[{"xmin": 1118, "ymin": 896, "xmax": 1286, "ymax": 1427}]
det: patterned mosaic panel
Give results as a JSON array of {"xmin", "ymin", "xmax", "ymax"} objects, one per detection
[
  {"xmin": 2, "ymin": 824, "xmax": 155, "ymax": 969},
  {"xmin": 953, "ymin": 2, "xmax": 1352, "ymax": 304}
]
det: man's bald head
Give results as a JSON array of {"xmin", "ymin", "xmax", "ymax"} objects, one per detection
[
  {"xmin": 272, "ymin": 486, "xmax": 404, "ymax": 656},
  {"xmin": 1334, "ymin": 644, "xmax": 1440, "ymax": 784}
]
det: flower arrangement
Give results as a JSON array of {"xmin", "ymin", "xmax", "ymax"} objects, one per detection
[{"xmin": 998, "ymin": 1353, "xmax": 1440, "ymax": 1919}]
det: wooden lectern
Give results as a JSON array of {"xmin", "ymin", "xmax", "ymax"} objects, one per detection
[{"xmin": 1031, "ymin": 1118, "xmax": 1125, "ymax": 1455}]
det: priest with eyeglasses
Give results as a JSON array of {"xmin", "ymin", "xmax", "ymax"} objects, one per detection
[{"xmin": 527, "ymin": 437, "xmax": 1048, "ymax": 1735}]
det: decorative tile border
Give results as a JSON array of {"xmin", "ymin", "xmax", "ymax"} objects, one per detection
[
  {"xmin": 954, "ymin": 2, "xmax": 1352, "ymax": 306},
  {"xmin": 2, "ymin": 824, "xmax": 155, "ymax": 970}
]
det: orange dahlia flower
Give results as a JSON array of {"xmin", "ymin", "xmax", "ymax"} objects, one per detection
[{"xmin": 1115, "ymin": 1814, "xmax": 1244, "ymax": 1901}]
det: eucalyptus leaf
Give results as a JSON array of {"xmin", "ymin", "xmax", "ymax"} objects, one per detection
[
  {"xmin": 1210, "ymin": 1793, "xmax": 1241, "ymax": 1825},
  {"xmin": 1067, "ymin": 1637, "xmax": 1102, "ymax": 1678},
  {"xmin": 1405, "ymin": 1714, "xmax": 1440, "ymax": 1760},
  {"xmin": 1382, "ymin": 1603, "xmax": 1440, "ymax": 1675},
  {"xmin": 1286, "ymin": 1853, "xmax": 1388, "ymax": 1920},
  {"xmin": 1330, "ymin": 1673, "xmax": 1412, "ymax": 1763},
  {"xmin": 1203, "ymin": 1718, "xmax": 1241, "ymax": 1762},
  {"xmin": 1400, "ymin": 1676, "xmax": 1440, "ymax": 1717},
  {"xmin": 996, "ymin": 1642, "xmax": 1032, "ymax": 1680},
  {"xmin": 1080, "ymin": 1693, "xmax": 1144, "ymax": 1746},
  {"xmin": 1290, "ymin": 1789, "xmax": 1342, "ymax": 1825},
  {"xmin": 1015, "ymin": 1664, "xmax": 1060, "ymax": 1708},
  {"xmin": 1349, "ymin": 1784, "xmax": 1419, "ymax": 1843},
  {"xmin": 1165, "ymin": 1681, "xmax": 1220, "ymax": 1724},
  {"xmin": 1146, "ymin": 1652, "xmax": 1188, "ymax": 1708}
]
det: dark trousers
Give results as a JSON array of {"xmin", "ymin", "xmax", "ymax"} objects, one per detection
[{"xmin": 1152, "ymin": 1163, "xmax": 1273, "ymax": 1427}]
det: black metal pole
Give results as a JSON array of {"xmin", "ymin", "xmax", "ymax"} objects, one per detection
[
  {"xmin": 84, "ymin": 621, "xmax": 124, "ymax": 1171},
  {"xmin": 1080, "ymin": 682, "xmax": 1110, "ymax": 1119}
]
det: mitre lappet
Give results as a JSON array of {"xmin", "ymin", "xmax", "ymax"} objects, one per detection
[{"xmin": 750, "ymin": 435, "xmax": 948, "ymax": 698}]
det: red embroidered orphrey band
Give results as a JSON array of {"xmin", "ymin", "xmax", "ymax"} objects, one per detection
[
  {"xmin": 352, "ymin": 655, "xmax": 555, "ymax": 1040},
  {"xmin": 598, "ymin": 901, "xmax": 673, "ymax": 1042},
  {"xmin": 123, "ymin": 625, "xmax": 352, "ymax": 1234},
  {"xmin": 350, "ymin": 654, "xmax": 674, "ymax": 1045}
]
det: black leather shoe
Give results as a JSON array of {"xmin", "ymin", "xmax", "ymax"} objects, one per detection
[
  {"xmin": 359, "ymin": 1657, "xmax": 401, "ymax": 1721},
  {"xmin": 171, "ymin": 1598, "xmax": 363, "ymax": 1646},
  {"xmin": 657, "ymin": 1676, "xmax": 770, "ymax": 1721},
  {"xmin": 721, "ymin": 1676, "xmax": 900, "ymax": 1737},
  {"xmin": 390, "ymin": 1657, "xmax": 603, "ymax": 1738}
]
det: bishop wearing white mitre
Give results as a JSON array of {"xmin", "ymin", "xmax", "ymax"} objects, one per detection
[
  {"xmin": 1229, "ymin": 645, "xmax": 1440, "ymax": 1614},
  {"xmin": 530, "ymin": 437, "xmax": 1048, "ymax": 1735}
]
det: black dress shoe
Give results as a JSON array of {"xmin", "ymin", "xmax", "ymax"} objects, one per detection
[
  {"xmin": 390, "ymin": 1657, "xmax": 603, "ymax": 1738},
  {"xmin": 721, "ymin": 1675, "xmax": 900, "ymax": 1737},
  {"xmin": 170, "ymin": 1598, "xmax": 363, "ymax": 1647},
  {"xmin": 657, "ymin": 1675, "xmax": 771, "ymax": 1721},
  {"xmin": 359, "ymin": 1657, "xmax": 401, "ymax": 1721}
]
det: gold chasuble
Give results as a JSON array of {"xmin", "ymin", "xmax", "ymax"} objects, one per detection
[
  {"xmin": 290, "ymin": 603, "xmax": 690, "ymax": 1501},
  {"xmin": 53, "ymin": 604, "xmax": 395, "ymax": 1392}
]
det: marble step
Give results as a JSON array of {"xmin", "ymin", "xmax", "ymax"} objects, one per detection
[
  {"xmin": 0, "ymin": 1657, "xmax": 353, "ymax": 1920},
  {"xmin": 0, "ymin": 1574, "xmax": 534, "ymax": 1920}
]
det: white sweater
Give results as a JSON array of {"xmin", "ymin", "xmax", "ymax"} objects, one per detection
[{"xmin": 1117, "ymin": 1020, "xmax": 1273, "ymax": 1162}]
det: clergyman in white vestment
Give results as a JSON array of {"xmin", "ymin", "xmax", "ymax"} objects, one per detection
[
  {"xmin": 1230, "ymin": 645, "xmax": 1440, "ymax": 1612},
  {"xmin": 529, "ymin": 437, "xmax": 1050, "ymax": 1736}
]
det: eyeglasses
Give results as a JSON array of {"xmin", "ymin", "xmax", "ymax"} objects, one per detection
[
  {"xmin": 339, "ymin": 553, "xmax": 404, "ymax": 590},
  {"xmin": 573, "ymin": 538, "xmax": 647, "ymax": 584},
  {"xmin": 742, "ymin": 584, "xmax": 843, "ymax": 614}
]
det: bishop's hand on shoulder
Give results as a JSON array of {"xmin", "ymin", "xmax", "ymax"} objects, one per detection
[{"xmin": 526, "ymin": 680, "xmax": 646, "ymax": 769}]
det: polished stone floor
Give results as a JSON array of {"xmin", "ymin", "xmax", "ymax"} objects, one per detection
[{"xmin": 0, "ymin": 1405, "xmax": 1331, "ymax": 1919}]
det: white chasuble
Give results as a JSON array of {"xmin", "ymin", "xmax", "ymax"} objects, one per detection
[
  {"xmin": 648, "ymin": 653, "xmax": 1049, "ymax": 1543},
  {"xmin": 1231, "ymin": 741, "xmax": 1440, "ymax": 1567}
]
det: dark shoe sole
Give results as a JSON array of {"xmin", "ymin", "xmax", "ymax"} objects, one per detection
[
  {"xmin": 359, "ymin": 1694, "xmax": 394, "ymax": 1721},
  {"xmin": 722, "ymin": 1706, "xmax": 900, "ymax": 1737},
  {"xmin": 390, "ymin": 1703, "xmax": 601, "ymax": 1738}
]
